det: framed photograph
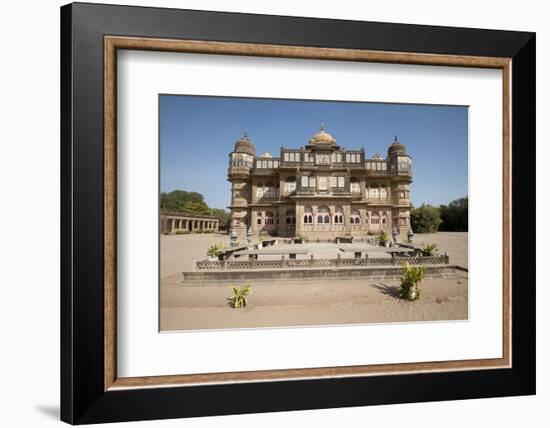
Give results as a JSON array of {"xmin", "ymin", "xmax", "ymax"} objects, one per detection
[{"xmin": 61, "ymin": 2, "xmax": 535, "ymax": 424}]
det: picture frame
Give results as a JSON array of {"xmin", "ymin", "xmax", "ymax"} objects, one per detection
[{"xmin": 61, "ymin": 2, "xmax": 535, "ymax": 424}]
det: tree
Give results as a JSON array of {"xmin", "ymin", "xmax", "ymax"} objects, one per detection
[
  {"xmin": 210, "ymin": 208, "xmax": 230, "ymax": 228},
  {"xmin": 160, "ymin": 190, "xmax": 208, "ymax": 213},
  {"xmin": 410, "ymin": 204, "xmax": 442, "ymax": 233},
  {"xmin": 439, "ymin": 197, "xmax": 468, "ymax": 231},
  {"xmin": 160, "ymin": 190, "xmax": 230, "ymax": 227}
]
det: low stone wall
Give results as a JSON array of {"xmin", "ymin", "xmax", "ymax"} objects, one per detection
[
  {"xmin": 195, "ymin": 254, "xmax": 448, "ymax": 271},
  {"xmin": 183, "ymin": 264, "xmax": 460, "ymax": 283}
]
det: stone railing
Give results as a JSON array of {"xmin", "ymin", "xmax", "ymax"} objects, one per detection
[{"xmin": 194, "ymin": 254, "xmax": 449, "ymax": 271}]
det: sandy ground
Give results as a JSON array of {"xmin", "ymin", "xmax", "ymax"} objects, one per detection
[
  {"xmin": 412, "ymin": 232, "xmax": 468, "ymax": 269},
  {"xmin": 161, "ymin": 276, "xmax": 468, "ymax": 331},
  {"xmin": 160, "ymin": 232, "xmax": 468, "ymax": 331}
]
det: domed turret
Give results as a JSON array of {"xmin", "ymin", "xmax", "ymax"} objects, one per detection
[
  {"xmin": 234, "ymin": 131, "xmax": 256, "ymax": 156},
  {"xmin": 308, "ymin": 124, "xmax": 336, "ymax": 145},
  {"xmin": 387, "ymin": 136, "xmax": 407, "ymax": 156}
]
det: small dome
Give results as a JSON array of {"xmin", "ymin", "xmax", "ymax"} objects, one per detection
[
  {"xmin": 387, "ymin": 136, "xmax": 407, "ymax": 156},
  {"xmin": 309, "ymin": 124, "xmax": 336, "ymax": 145},
  {"xmin": 234, "ymin": 131, "xmax": 256, "ymax": 155}
]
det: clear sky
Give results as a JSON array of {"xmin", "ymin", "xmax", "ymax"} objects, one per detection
[{"xmin": 160, "ymin": 95, "xmax": 468, "ymax": 211}]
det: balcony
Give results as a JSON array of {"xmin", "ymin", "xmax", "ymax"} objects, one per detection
[
  {"xmin": 365, "ymin": 169, "xmax": 393, "ymax": 177},
  {"xmin": 227, "ymin": 166, "xmax": 251, "ymax": 177},
  {"xmin": 365, "ymin": 197, "xmax": 391, "ymax": 204},
  {"xmin": 254, "ymin": 194, "xmax": 280, "ymax": 203}
]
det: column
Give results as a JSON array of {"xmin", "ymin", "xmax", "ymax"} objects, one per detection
[
  {"xmin": 295, "ymin": 204, "xmax": 304, "ymax": 236},
  {"xmin": 343, "ymin": 204, "xmax": 351, "ymax": 235},
  {"xmin": 359, "ymin": 207, "xmax": 367, "ymax": 233}
]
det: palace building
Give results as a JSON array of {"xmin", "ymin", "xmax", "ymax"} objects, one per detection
[{"xmin": 227, "ymin": 126, "xmax": 412, "ymax": 240}]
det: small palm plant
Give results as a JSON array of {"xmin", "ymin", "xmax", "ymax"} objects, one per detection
[
  {"xmin": 422, "ymin": 243, "xmax": 438, "ymax": 256},
  {"xmin": 207, "ymin": 243, "xmax": 224, "ymax": 258},
  {"xmin": 228, "ymin": 285, "xmax": 251, "ymax": 309},
  {"xmin": 378, "ymin": 231, "xmax": 389, "ymax": 246},
  {"xmin": 399, "ymin": 262, "xmax": 425, "ymax": 301},
  {"xmin": 294, "ymin": 235, "xmax": 305, "ymax": 244}
]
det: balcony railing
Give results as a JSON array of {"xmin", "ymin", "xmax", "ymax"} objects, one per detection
[
  {"xmin": 254, "ymin": 194, "xmax": 280, "ymax": 203},
  {"xmin": 227, "ymin": 166, "xmax": 251, "ymax": 176},
  {"xmin": 365, "ymin": 169, "xmax": 393, "ymax": 176}
]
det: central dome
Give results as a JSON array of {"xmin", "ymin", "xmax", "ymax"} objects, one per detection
[{"xmin": 309, "ymin": 125, "xmax": 336, "ymax": 145}]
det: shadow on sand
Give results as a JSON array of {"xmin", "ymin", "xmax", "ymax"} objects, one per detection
[{"xmin": 371, "ymin": 282, "xmax": 401, "ymax": 299}]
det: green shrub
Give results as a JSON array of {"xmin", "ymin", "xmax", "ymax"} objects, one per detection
[
  {"xmin": 207, "ymin": 243, "xmax": 224, "ymax": 258},
  {"xmin": 294, "ymin": 235, "xmax": 305, "ymax": 244},
  {"xmin": 399, "ymin": 263, "xmax": 426, "ymax": 301},
  {"xmin": 175, "ymin": 230, "xmax": 189, "ymax": 235},
  {"xmin": 422, "ymin": 243, "xmax": 438, "ymax": 256},
  {"xmin": 228, "ymin": 285, "xmax": 251, "ymax": 309},
  {"xmin": 410, "ymin": 204, "xmax": 442, "ymax": 233}
]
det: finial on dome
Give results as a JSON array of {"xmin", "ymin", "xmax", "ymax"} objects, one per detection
[
  {"xmin": 243, "ymin": 131, "xmax": 249, "ymax": 139},
  {"xmin": 320, "ymin": 122, "xmax": 325, "ymax": 131},
  {"xmin": 394, "ymin": 135, "xmax": 398, "ymax": 142}
]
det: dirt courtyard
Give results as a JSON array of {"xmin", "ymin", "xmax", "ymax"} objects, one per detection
[{"xmin": 160, "ymin": 232, "xmax": 468, "ymax": 331}]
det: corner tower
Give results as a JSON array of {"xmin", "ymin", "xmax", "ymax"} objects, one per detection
[
  {"xmin": 227, "ymin": 132, "xmax": 255, "ymax": 236},
  {"xmin": 387, "ymin": 136, "xmax": 413, "ymax": 238}
]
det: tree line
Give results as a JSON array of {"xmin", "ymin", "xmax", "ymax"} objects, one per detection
[
  {"xmin": 410, "ymin": 196, "xmax": 468, "ymax": 233},
  {"xmin": 160, "ymin": 190, "xmax": 230, "ymax": 227}
]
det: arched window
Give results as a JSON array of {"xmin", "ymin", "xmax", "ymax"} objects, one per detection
[
  {"xmin": 371, "ymin": 213, "xmax": 380, "ymax": 224},
  {"xmin": 303, "ymin": 206, "xmax": 313, "ymax": 224},
  {"xmin": 351, "ymin": 208, "xmax": 361, "ymax": 224},
  {"xmin": 317, "ymin": 206, "xmax": 330, "ymax": 224},
  {"xmin": 265, "ymin": 211, "xmax": 274, "ymax": 225},
  {"xmin": 350, "ymin": 177, "xmax": 360, "ymax": 194},
  {"xmin": 334, "ymin": 206, "xmax": 344, "ymax": 224},
  {"xmin": 284, "ymin": 176, "xmax": 296, "ymax": 194},
  {"xmin": 382, "ymin": 216, "xmax": 387, "ymax": 226},
  {"xmin": 285, "ymin": 208, "xmax": 295, "ymax": 225}
]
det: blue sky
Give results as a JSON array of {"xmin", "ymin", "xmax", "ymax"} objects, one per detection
[{"xmin": 160, "ymin": 95, "xmax": 468, "ymax": 210}]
